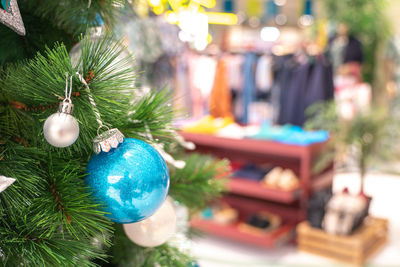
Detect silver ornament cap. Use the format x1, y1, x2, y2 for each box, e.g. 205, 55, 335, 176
59, 100, 74, 114
93, 128, 124, 154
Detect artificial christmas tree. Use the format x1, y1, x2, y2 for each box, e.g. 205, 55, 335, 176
0, 1, 228, 266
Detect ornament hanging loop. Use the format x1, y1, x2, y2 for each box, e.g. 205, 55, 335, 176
64, 73, 73, 102
59, 73, 74, 114
97, 124, 110, 136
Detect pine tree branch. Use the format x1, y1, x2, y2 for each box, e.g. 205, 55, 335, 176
0, 154, 111, 266
0, 144, 113, 266
0, 0, 127, 64
2, 34, 177, 158
169, 153, 229, 211
0, 17, 229, 266
0, 142, 45, 208
24, 0, 126, 35
122, 87, 176, 143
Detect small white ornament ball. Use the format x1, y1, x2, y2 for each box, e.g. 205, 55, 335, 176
123, 197, 177, 247
43, 112, 79, 148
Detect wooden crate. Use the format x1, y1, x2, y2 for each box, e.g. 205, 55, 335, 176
297, 217, 388, 266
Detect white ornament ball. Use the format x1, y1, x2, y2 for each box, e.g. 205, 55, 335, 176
123, 198, 177, 247
43, 112, 79, 148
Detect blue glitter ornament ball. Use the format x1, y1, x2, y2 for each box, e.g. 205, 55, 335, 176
85, 138, 170, 223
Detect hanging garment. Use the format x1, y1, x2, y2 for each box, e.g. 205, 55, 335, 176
174, 50, 192, 116
280, 61, 311, 126
274, 55, 334, 126
241, 53, 258, 124
275, 55, 297, 125
225, 54, 244, 121
188, 54, 217, 117
271, 54, 294, 124
256, 55, 273, 93
225, 54, 244, 90
209, 58, 233, 118
304, 57, 334, 114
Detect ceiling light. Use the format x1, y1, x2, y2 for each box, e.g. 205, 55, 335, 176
260, 27, 280, 42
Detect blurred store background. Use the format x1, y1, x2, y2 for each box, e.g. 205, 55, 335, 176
118, 0, 400, 266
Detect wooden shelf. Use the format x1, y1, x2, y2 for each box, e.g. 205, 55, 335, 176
228, 176, 301, 204
191, 218, 296, 249
180, 132, 328, 159
222, 194, 302, 222
224, 166, 333, 204
181, 131, 333, 248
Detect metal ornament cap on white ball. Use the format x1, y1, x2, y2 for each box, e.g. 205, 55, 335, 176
43, 74, 80, 148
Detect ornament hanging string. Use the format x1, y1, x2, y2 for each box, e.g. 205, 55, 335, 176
75, 72, 107, 134
11, 73, 80, 112
64, 73, 73, 102
76, 71, 187, 165
169, 129, 195, 150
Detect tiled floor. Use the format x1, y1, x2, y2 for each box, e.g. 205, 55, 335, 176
190, 172, 400, 267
